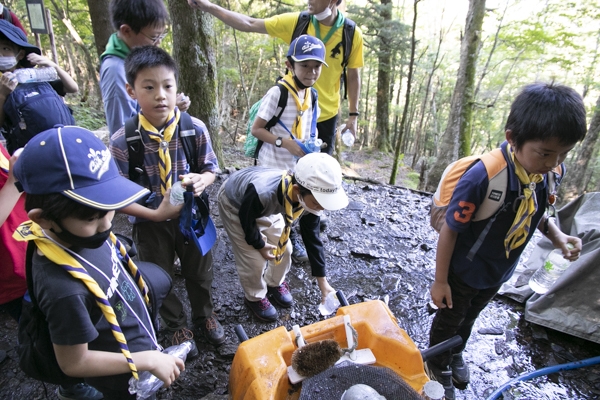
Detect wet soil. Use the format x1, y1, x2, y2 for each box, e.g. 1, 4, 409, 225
1, 146, 600, 400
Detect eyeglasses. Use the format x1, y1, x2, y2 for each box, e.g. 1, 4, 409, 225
140, 30, 168, 44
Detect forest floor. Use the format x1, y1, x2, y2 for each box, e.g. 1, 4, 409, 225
1, 142, 600, 400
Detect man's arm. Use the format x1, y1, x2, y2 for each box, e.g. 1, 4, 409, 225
342, 68, 361, 136
187, 0, 268, 33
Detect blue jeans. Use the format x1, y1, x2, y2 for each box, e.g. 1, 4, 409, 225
428, 268, 501, 368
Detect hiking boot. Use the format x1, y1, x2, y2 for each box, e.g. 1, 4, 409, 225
56, 383, 103, 400
424, 361, 455, 400
450, 353, 470, 387
290, 232, 308, 262
198, 314, 225, 346
245, 298, 278, 322
267, 282, 294, 308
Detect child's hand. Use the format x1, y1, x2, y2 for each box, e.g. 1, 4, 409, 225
559, 236, 582, 262
140, 351, 185, 388
0, 71, 18, 96
26, 53, 57, 69
259, 243, 276, 260
179, 173, 208, 197
176, 93, 191, 112
153, 188, 183, 221
430, 280, 453, 309
7, 148, 23, 185
317, 277, 335, 303
281, 138, 307, 157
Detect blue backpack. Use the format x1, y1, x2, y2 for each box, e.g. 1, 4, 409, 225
3, 81, 75, 153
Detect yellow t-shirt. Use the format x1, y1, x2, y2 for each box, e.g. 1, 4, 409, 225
265, 12, 364, 121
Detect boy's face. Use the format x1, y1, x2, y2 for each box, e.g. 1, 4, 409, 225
508, 132, 575, 175
289, 60, 323, 88
120, 23, 167, 49
127, 66, 177, 128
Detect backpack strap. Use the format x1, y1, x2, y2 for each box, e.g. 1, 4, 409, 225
253, 84, 289, 159
25, 241, 37, 306
340, 17, 356, 100
2, 8, 12, 24
124, 115, 145, 182
178, 112, 198, 173
292, 11, 311, 40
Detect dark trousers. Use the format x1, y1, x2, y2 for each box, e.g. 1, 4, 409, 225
133, 219, 214, 330
428, 269, 501, 368
0, 297, 23, 322
317, 115, 338, 155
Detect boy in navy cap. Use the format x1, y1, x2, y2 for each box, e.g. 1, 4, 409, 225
12, 126, 184, 399
251, 34, 327, 263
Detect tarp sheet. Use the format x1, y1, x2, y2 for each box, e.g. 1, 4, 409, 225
498, 192, 600, 344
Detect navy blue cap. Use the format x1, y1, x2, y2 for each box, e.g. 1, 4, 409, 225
13, 126, 149, 210
287, 35, 328, 67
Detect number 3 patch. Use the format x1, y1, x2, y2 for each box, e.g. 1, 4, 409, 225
454, 201, 476, 223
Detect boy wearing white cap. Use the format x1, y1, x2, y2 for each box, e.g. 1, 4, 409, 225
217, 153, 348, 322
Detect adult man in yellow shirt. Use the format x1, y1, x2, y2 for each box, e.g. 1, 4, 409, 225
187, 0, 364, 155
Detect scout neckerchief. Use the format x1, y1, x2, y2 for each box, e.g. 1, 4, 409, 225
273, 173, 304, 264
280, 74, 311, 140
310, 11, 345, 46
139, 107, 180, 195
504, 144, 544, 257
13, 221, 150, 380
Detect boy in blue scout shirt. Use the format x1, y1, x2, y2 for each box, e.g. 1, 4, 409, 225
109, 45, 224, 346
426, 82, 586, 400
12, 126, 184, 399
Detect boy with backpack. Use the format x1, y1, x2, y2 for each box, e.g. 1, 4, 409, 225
11, 126, 184, 399
100, 0, 190, 137
109, 45, 225, 346
0, 19, 78, 154
217, 153, 348, 322
249, 34, 326, 262
425, 82, 586, 400
187, 0, 364, 156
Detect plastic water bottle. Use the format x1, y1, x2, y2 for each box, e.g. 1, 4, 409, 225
318, 291, 340, 316
529, 248, 572, 294
339, 124, 355, 147
169, 180, 191, 206
14, 67, 58, 83
128, 341, 196, 399
304, 136, 323, 153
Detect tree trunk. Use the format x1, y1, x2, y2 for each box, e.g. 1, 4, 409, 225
389, 0, 419, 185
374, 0, 393, 152
425, 0, 486, 192
561, 95, 600, 202
168, 0, 223, 168
86, 0, 112, 58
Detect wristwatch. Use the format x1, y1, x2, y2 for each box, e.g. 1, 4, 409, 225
275, 137, 283, 148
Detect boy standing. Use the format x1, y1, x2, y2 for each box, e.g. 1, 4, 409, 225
426, 82, 586, 400
251, 34, 326, 262
217, 153, 348, 321
12, 126, 184, 399
100, 0, 190, 136
110, 46, 224, 345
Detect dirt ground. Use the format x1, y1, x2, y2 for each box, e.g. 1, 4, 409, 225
1, 143, 600, 400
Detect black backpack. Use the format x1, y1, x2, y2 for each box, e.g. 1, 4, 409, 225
3, 82, 75, 154
291, 11, 356, 99
17, 240, 172, 385
1, 7, 13, 24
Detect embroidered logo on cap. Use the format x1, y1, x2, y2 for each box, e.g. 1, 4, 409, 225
302, 42, 323, 53
88, 148, 111, 180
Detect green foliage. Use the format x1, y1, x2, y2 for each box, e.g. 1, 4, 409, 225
70, 103, 107, 131
405, 171, 420, 190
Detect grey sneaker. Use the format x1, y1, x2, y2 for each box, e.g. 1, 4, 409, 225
424, 361, 455, 400
290, 234, 308, 262
450, 353, 470, 386
56, 383, 103, 400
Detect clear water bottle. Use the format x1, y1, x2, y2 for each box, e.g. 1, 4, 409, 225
304, 136, 323, 153
14, 67, 58, 83
169, 180, 190, 206
529, 248, 572, 294
338, 124, 355, 147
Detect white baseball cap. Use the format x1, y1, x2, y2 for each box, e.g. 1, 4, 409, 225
294, 153, 348, 210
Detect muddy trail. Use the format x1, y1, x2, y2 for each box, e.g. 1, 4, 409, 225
2, 162, 600, 400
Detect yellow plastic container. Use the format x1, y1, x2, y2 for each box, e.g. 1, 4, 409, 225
229, 300, 429, 400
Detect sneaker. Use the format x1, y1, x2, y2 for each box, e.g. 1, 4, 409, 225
56, 383, 104, 400
245, 298, 278, 322
290, 233, 309, 262
450, 353, 470, 387
267, 282, 294, 308
424, 361, 455, 400
198, 314, 226, 346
